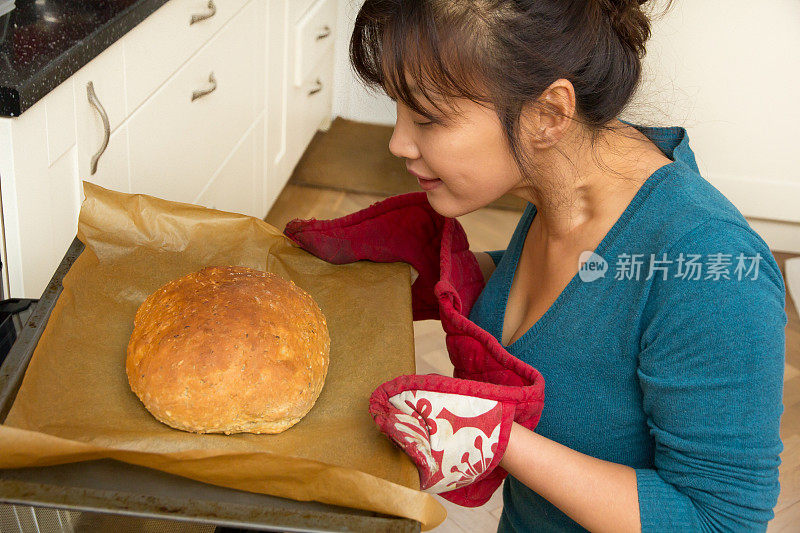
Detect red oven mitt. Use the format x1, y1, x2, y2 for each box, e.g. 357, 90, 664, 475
404, 218, 544, 506
435, 217, 537, 385
284, 193, 545, 506
283, 192, 485, 322
370, 368, 543, 505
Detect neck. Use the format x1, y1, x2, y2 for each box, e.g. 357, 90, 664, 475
510, 119, 662, 243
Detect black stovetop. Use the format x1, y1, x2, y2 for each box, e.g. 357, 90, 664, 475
0, 0, 168, 117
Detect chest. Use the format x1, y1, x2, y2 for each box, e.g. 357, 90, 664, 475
492, 236, 653, 464
500, 234, 581, 347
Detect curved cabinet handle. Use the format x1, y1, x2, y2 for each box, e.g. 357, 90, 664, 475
191, 72, 217, 101
190, 0, 217, 25
308, 78, 323, 96
86, 81, 110, 176
316, 25, 331, 40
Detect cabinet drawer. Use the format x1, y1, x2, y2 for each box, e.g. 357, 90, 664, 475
73, 39, 128, 181
293, 0, 336, 87
289, 0, 318, 23
196, 124, 258, 217
286, 48, 334, 179
127, 1, 258, 205
124, 0, 250, 115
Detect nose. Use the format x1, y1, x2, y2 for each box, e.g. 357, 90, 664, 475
388, 106, 421, 161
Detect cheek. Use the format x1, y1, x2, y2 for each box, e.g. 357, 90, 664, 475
423, 136, 518, 193
423, 165, 518, 218
420, 133, 482, 178
416, 113, 522, 214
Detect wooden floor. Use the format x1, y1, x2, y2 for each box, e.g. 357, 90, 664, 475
265, 184, 800, 532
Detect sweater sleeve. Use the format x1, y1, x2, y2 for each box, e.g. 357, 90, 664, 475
486, 249, 506, 267
635, 218, 786, 532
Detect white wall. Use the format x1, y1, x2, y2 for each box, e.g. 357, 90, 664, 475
627, 0, 800, 253
332, 0, 800, 252
332, 0, 396, 124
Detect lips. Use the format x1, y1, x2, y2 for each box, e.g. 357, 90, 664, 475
407, 167, 442, 191
407, 168, 435, 181
417, 177, 442, 190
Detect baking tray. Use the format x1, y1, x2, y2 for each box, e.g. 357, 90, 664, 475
0, 237, 421, 533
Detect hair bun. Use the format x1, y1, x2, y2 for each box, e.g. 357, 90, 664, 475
599, 0, 652, 58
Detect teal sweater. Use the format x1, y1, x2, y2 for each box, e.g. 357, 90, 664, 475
472, 122, 787, 532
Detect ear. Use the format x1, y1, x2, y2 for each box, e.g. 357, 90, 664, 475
523, 78, 576, 149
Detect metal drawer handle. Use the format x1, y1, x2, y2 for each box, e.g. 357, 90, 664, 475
191, 72, 217, 101
308, 78, 323, 96
190, 0, 217, 25
86, 81, 110, 176
316, 25, 331, 40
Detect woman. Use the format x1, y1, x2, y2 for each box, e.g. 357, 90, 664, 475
284, 1, 787, 531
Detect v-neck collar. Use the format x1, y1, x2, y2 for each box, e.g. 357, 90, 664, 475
494, 122, 689, 351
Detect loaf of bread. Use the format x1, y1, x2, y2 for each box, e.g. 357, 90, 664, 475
126, 266, 330, 434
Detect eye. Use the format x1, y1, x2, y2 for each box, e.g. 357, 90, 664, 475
414, 120, 434, 127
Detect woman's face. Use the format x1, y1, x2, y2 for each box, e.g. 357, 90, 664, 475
388, 91, 527, 218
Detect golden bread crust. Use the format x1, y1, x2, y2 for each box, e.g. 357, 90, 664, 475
126, 266, 330, 434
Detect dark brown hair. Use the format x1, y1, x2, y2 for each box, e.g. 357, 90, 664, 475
350, 0, 674, 187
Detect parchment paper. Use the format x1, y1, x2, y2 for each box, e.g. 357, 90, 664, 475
0, 181, 446, 530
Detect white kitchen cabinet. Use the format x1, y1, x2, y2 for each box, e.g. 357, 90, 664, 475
279, 0, 337, 192
72, 41, 132, 196
293, 0, 337, 87
287, 47, 336, 176
197, 118, 261, 217
79, 126, 133, 196
289, 0, 319, 23
265, 0, 290, 210
127, 1, 258, 205
0, 92, 81, 299
0, 0, 338, 299
123, 0, 250, 116
73, 39, 129, 186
